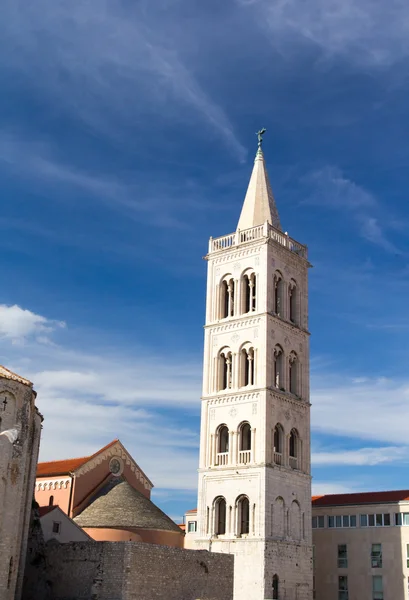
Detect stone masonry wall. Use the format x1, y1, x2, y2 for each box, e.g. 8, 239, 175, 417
44, 541, 234, 600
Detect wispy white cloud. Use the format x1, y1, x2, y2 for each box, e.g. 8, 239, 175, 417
0, 304, 65, 344
311, 481, 361, 496
238, 0, 409, 67
0, 303, 201, 491
312, 446, 409, 467
304, 166, 402, 253
312, 372, 409, 444
0, 0, 245, 161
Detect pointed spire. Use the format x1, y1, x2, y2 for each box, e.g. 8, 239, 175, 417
237, 130, 282, 232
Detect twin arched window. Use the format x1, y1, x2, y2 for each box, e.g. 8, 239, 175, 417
219, 271, 257, 319
213, 495, 250, 536
274, 271, 299, 325
215, 422, 252, 466
218, 346, 256, 391
273, 346, 300, 396
273, 425, 301, 470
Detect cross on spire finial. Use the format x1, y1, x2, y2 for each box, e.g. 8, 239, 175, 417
256, 128, 266, 148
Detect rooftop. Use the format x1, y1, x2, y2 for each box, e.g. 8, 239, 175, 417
312, 490, 409, 507
0, 365, 33, 387
75, 480, 182, 533
37, 439, 119, 477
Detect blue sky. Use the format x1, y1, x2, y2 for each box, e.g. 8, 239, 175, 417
1, 0, 409, 522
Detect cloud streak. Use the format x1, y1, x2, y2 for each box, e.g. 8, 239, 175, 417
0, 0, 245, 161
304, 166, 402, 253
239, 0, 409, 67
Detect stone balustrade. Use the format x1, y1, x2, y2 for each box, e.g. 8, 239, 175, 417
209, 223, 308, 259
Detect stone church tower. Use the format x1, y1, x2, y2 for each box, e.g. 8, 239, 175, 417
195, 136, 313, 600
0, 366, 42, 600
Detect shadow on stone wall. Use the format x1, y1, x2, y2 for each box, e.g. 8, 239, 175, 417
21, 499, 52, 600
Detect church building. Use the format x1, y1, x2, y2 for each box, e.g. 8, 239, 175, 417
190, 132, 313, 600
0, 366, 42, 600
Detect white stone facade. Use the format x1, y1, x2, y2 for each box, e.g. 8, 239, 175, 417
0, 367, 42, 600
194, 148, 313, 600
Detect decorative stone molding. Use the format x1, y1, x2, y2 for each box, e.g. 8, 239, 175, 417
208, 317, 262, 333
74, 442, 153, 492
268, 313, 309, 337
211, 249, 260, 264
36, 478, 71, 491
207, 391, 260, 406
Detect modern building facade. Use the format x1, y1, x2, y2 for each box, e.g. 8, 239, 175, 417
312, 490, 409, 600
0, 365, 42, 600
193, 134, 313, 600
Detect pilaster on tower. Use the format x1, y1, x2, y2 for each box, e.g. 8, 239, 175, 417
196, 132, 313, 600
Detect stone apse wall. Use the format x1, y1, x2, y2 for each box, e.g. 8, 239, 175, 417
43, 541, 234, 600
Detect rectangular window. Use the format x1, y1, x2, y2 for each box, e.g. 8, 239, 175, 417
342, 516, 349, 528
369, 514, 375, 527
187, 521, 197, 533
328, 516, 335, 528
360, 514, 368, 527
312, 516, 317, 528
52, 521, 61, 534
350, 515, 357, 528
407, 544, 409, 568
395, 513, 402, 526
372, 575, 383, 600
376, 514, 383, 526
318, 515, 325, 528
383, 513, 390, 526
403, 513, 409, 526
371, 544, 382, 568
338, 575, 348, 600
338, 544, 348, 568
336, 515, 342, 528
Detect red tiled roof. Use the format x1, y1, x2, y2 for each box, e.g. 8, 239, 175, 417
37, 439, 119, 477
312, 490, 409, 507
185, 508, 197, 514
38, 506, 57, 517
178, 523, 186, 531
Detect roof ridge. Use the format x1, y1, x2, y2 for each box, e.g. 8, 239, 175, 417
38, 439, 120, 468
0, 364, 33, 386
314, 488, 409, 497
38, 455, 91, 466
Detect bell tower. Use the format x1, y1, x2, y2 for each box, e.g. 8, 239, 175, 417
195, 133, 313, 600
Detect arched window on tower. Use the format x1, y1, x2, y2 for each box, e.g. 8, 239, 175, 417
218, 349, 233, 391
289, 428, 300, 470
274, 271, 284, 317
239, 422, 251, 464
215, 497, 227, 535
289, 279, 298, 324
274, 345, 284, 390
273, 424, 283, 465
272, 575, 279, 600
243, 272, 256, 314
49, 495, 54, 507
289, 351, 299, 396
216, 425, 229, 466
220, 277, 235, 319
237, 496, 250, 535
240, 346, 255, 387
